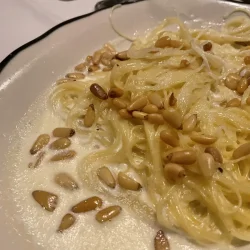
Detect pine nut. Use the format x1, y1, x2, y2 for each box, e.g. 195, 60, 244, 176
50, 150, 76, 161
84, 104, 95, 127
118, 172, 142, 191
101, 52, 114, 66
71, 196, 103, 213
86, 55, 93, 64
154, 230, 170, 250
162, 110, 182, 129
88, 65, 100, 72
66, 73, 85, 79
108, 87, 124, 98
179, 59, 190, 68
132, 111, 148, 120
111, 59, 120, 67
190, 134, 217, 145
74, 62, 87, 72
119, 109, 132, 119
32, 190, 58, 212
203, 42, 212, 51
148, 93, 163, 109
97, 167, 116, 189
226, 98, 241, 107
155, 36, 171, 48
53, 128, 75, 138
92, 50, 102, 65
237, 78, 248, 95
57, 213, 76, 233
56, 78, 72, 85
30, 134, 50, 155
204, 147, 223, 163
240, 66, 250, 78
197, 153, 216, 177
28, 151, 45, 169
104, 43, 116, 53
169, 92, 177, 106
166, 150, 196, 164
246, 96, 250, 105
115, 51, 129, 60
90, 83, 108, 100
142, 104, 158, 114
148, 114, 164, 125
160, 130, 179, 147
113, 98, 128, 109
95, 206, 122, 223
182, 114, 197, 133
244, 56, 250, 65
170, 39, 182, 48
127, 96, 148, 111
225, 73, 240, 90
232, 142, 250, 159
54, 172, 79, 191
50, 138, 71, 150
102, 67, 112, 72
164, 163, 186, 182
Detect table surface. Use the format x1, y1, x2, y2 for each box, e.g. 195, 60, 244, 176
1, 0, 99, 62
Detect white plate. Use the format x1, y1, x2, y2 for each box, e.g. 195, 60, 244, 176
0, 0, 250, 249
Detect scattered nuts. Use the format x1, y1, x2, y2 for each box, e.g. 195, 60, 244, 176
118, 172, 142, 191
97, 167, 116, 189
66, 73, 85, 79
57, 213, 76, 233
166, 150, 196, 164
95, 205, 122, 223
71, 196, 103, 213
32, 190, 58, 212
90, 83, 108, 100
53, 128, 75, 138
50, 150, 76, 161
54, 172, 79, 191
108, 88, 124, 98
84, 104, 95, 127
50, 138, 71, 150
30, 134, 50, 155
204, 147, 223, 164
154, 230, 170, 250
160, 130, 179, 147
232, 142, 250, 159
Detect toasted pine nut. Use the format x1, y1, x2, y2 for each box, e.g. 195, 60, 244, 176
66, 73, 85, 79
203, 42, 212, 51
102, 67, 112, 72
225, 73, 240, 90
71, 196, 103, 213
28, 151, 45, 169
53, 128, 75, 138
166, 150, 196, 164
155, 36, 171, 48
182, 114, 197, 133
127, 96, 148, 111
50, 138, 71, 150
57, 213, 76, 233
113, 98, 128, 109
232, 142, 250, 159
204, 147, 223, 163
164, 163, 186, 182
179, 59, 190, 68
148, 114, 164, 125
86, 55, 93, 63
170, 39, 182, 48
97, 167, 116, 189
92, 50, 102, 65
84, 104, 95, 127
95, 206, 122, 223
54, 172, 79, 191
162, 110, 182, 129
160, 130, 179, 147
240, 66, 250, 78
111, 59, 120, 67
190, 134, 217, 145
197, 153, 216, 177
30, 134, 50, 155
154, 230, 170, 250
108, 87, 124, 98
115, 51, 129, 60
244, 56, 250, 65
74, 62, 87, 72
32, 190, 58, 212
132, 111, 148, 120
169, 92, 177, 106
119, 109, 132, 119
56, 78, 72, 85
104, 43, 116, 53
142, 104, 158, 114
101, 52, 114, 66
90, 83, 108, 100
226, 98, 241, 107
118, 172, 142, 191
246, 97, 250, 105
237, 78, 248, 95
50, 150, 76, 161
148, 93, 163, 109
101, 57, 111, 67
88, 65, 100, 72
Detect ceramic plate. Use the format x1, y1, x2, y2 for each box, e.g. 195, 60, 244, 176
0, 0, 249, 249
